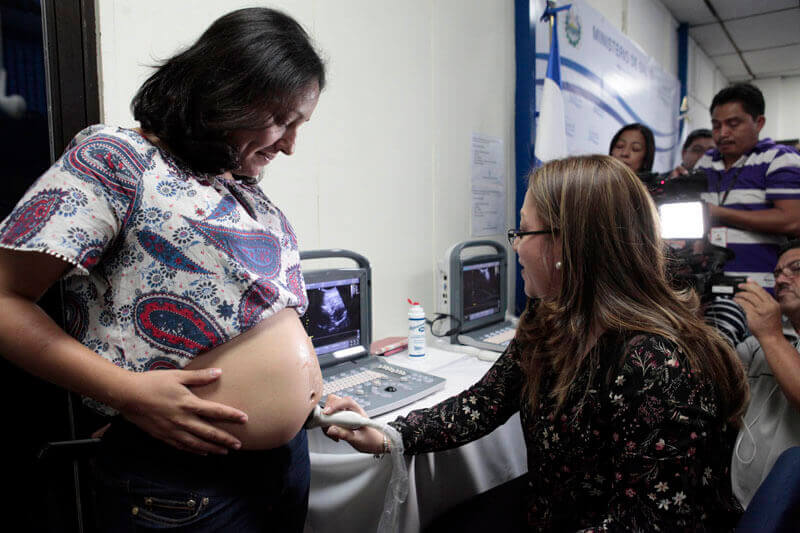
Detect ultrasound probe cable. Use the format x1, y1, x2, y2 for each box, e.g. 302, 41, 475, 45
305, 405, 408, 533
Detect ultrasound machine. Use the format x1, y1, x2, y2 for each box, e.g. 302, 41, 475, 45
300, 249, 445, 417
436, 240, 518, 353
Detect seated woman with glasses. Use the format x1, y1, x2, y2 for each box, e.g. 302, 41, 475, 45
323, 155, 749, 531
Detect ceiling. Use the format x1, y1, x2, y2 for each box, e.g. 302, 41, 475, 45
660, 0, 800, 81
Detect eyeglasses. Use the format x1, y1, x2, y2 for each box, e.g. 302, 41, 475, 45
686, 144, 710, 154
773, 260, 800, 280
507, 228, 551, 246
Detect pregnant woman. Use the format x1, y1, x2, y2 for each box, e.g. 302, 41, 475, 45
0, 8, 325, 531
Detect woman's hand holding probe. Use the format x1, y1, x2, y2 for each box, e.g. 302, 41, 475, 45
118, 368, 249, 455
322, 394, 385, 455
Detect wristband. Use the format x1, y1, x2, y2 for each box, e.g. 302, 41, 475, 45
373, 434, 390, 459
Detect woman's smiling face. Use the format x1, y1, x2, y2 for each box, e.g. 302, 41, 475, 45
229, 81, 320, 177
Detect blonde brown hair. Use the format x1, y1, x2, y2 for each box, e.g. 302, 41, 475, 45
517, 155, 747, 424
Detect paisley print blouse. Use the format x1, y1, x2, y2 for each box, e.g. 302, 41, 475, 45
0, 125, 306, 411
390, 332, 742, 531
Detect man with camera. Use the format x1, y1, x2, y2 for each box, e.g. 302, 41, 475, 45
731, 239, 800, 508
668, 128, 715, 178
696, 83, 800, 291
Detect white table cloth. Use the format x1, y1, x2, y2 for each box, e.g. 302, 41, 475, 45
305, 346, 527, 533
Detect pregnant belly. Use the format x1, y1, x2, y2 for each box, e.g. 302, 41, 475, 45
185, 307, 322, 450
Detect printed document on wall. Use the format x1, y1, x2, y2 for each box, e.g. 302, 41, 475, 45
471, 133, 506, 237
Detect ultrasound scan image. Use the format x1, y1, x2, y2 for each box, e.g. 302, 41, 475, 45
305, 283, 360, 340
464, 265, 500, 311
319, 287, 348, 333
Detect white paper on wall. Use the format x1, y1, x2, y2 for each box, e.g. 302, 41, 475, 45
471, 133, 506, 237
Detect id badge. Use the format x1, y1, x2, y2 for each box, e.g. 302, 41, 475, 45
710, 227, 727, 248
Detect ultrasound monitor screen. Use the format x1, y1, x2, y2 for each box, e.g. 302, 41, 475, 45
462, 260, 501, 322
302, 277, 362, 355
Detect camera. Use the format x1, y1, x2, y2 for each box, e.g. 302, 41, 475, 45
666, 240, 745, 303
709, 274, 747, 299
639, 169, 743, 303
639, 169, 708, 203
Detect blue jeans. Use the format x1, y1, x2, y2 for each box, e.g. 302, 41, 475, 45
90, 418, 310, 532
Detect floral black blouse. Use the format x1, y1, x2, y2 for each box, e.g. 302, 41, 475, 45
390, 332, 742, 531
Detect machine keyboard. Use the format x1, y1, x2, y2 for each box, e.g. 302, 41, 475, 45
320, 360, 446, 417
480, 327, 515, 345
323, 369, 386, 396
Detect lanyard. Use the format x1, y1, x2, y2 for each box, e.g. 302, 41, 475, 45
716, 165, 745, 206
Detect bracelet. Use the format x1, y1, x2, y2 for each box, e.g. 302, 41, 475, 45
373, 434, 390, 459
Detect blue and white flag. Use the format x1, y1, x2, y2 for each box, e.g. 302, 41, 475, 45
534, 3, 570, 166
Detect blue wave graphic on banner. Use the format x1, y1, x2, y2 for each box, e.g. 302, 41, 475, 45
535, 52, 678, 142
534, 79, 677, 153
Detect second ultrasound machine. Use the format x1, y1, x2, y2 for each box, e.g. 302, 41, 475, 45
300, 249, 445, 417
437, 240, 518, 353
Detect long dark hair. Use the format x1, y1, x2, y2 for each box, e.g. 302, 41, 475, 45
516, 155, 748, 425
132, 8, 325, 175
608, 123, 655, 172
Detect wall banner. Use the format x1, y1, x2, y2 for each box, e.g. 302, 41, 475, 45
535, 0, 680, 172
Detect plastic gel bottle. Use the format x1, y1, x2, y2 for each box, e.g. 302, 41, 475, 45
407, 299, 426, 357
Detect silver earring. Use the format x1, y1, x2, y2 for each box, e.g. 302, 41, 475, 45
555, 261, 562, 270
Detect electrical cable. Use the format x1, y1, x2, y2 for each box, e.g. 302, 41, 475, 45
426, 313, 461, 337
305, 406, 408, 533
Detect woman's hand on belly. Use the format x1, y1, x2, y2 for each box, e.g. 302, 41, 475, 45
186, 308, 324, 450
118, 367, 249, 455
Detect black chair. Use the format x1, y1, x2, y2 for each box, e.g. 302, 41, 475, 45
736, 446, 800, 532
35, 392, 105, 533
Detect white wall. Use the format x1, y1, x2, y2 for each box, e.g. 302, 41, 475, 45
684, 39, 730, 134
627, 0, 678, 76
96, 0, 515, 339
585, 0, 624, 30
752, 76, 800, 142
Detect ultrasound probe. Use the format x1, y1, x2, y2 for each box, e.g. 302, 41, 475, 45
304, 404, 374, 430
304, 405, 408, 533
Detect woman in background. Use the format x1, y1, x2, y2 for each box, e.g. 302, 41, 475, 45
609, 122, 656, 174
0, 8, 324, 531
325, 155, 748, 531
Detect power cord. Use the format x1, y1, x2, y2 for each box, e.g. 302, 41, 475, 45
426, 313, 461, 337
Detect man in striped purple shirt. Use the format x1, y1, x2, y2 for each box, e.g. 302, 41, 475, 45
696, 83, 800, 291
